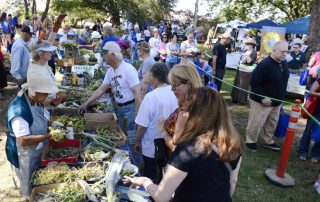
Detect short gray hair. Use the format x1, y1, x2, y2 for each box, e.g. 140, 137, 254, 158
106, 52, 123, 61
272, 40, 288, 51
103, 25, 113, 35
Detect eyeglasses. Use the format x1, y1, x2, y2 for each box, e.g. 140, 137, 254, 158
171, 83, 183, 91
293, 47, 299, 49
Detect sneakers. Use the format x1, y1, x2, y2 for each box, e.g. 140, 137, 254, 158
246, 143, 257, 152
261, 143, 281, 151
314, 181, 320, 195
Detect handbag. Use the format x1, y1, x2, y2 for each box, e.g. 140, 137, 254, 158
154, 138, 168, 164
311, 117, 320, 142
274, 106, 290, 138
301, 96, 319, 119
299, 68, 309, 86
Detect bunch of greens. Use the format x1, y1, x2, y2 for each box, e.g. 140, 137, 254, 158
33, 183, 85, 202
62, 42, 79, 49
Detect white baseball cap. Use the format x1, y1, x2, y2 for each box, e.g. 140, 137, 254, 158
102, 41, 121, 54
91, 31, 101, 39
18, 72, 59, 97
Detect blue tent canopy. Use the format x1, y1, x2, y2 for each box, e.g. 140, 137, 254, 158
280, 15, 310, 34
217, 20, 247, 28
243, 19, 279, 29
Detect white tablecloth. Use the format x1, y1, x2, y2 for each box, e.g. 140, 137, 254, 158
287, 74, 306, 95
226, 52, 241, 69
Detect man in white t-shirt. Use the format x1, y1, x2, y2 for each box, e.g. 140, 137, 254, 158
78, 42, 142, 155
135, 62, 178, 182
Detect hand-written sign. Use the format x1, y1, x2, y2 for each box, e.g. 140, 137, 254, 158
71, 64, 99, 76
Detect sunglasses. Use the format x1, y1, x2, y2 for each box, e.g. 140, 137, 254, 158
171, 83, 183, 91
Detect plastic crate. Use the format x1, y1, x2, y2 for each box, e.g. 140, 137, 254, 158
41, 139, 80, 165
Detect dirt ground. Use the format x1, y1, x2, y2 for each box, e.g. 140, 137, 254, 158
0, 80, 23, 202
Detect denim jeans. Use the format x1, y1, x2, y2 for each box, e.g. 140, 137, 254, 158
117, 102, 135, 143
298, 115, 320, 159
117, 102, 143, 167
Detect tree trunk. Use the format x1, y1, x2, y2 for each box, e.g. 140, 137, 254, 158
24, 0, 29, 18
194, 0, 199, 28
305, 0, 320, 58
32, 0, 37, 15
41, 0, 51, 22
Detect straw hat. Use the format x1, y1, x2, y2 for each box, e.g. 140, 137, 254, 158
245, 38, 257, 45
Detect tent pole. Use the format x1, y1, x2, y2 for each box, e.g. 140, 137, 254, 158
213, 26, 218, 39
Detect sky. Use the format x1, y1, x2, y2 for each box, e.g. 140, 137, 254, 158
174, 0, 210, 16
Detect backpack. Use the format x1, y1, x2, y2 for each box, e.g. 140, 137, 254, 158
5, 96, 33, 168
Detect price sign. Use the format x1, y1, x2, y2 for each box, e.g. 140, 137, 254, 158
71, 64, 99, 76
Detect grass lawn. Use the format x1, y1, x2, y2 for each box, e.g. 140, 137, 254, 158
221, 69, 319, 202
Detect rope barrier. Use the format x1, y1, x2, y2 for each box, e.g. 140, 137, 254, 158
179, 57, 320, 127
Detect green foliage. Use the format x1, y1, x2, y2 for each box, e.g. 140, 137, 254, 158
207, 0, 312, 22
51, 0, 106, 27
51, 0, 177, 26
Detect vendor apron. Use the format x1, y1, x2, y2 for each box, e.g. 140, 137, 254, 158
15, 101, 48, 199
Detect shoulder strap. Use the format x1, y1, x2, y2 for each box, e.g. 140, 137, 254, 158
211, 144, 232, 173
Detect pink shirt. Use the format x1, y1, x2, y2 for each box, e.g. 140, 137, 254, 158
309, 52, 320, 75
158, 42, 167, 60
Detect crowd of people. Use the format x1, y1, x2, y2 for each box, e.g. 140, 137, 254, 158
1, 11, 320, 201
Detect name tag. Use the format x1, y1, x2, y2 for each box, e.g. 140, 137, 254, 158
44, 108, 50, 121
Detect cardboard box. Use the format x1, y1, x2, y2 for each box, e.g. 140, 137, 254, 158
56, 58, 74, 67
84, 112, 118, 130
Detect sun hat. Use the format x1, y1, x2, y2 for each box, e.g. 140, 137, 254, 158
245, 38, 257, 45
18, 72, 59, 97
102, 41, 121, 54
91, 31, 102, 39
30, 40, 57, 53
35, 44, 57, 52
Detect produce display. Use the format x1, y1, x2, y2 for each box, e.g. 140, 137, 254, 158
53, 115, 86, 131
49, 127, 66, 142
31, 54, 144, 201
33, 162, 105, 185
47, 147, 79, 159
33, 183, 85, 202
120, 169, 135, 177
61, 42, 79, 49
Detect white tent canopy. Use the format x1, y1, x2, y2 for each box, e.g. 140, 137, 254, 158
217, 20, 247, 28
